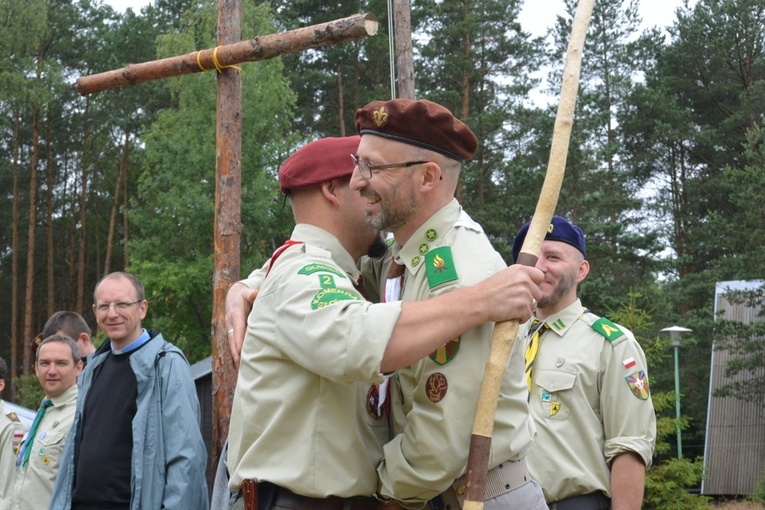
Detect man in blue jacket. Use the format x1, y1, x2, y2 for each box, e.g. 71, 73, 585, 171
49, 271, 208, 510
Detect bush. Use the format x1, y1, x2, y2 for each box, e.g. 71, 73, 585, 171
12, 374, 45, 409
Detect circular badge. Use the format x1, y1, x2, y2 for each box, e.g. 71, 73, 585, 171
418, 243, 429, 255
411, 256, 421, 267
426, 373, 448, 403
425, 229, 438, 241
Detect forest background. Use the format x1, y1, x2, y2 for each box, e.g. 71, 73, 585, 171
1, 0, 763, 504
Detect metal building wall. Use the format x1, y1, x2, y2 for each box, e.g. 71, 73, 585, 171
702, 280, 765, 496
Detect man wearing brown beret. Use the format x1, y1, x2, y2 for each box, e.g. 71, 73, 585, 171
225, 136, 543, 510
352, 98, 548, 509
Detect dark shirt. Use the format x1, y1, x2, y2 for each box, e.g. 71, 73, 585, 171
72, 350, 138, 509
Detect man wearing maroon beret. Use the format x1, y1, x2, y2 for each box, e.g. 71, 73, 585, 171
225, 136, 543, 510
351, 98, 548, 509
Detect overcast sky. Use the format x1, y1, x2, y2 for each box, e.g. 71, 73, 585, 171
518, 0, 693, 36
105, 0, 694, 35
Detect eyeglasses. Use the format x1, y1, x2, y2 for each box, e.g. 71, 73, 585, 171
93, 300, 142, 313
351, 154, 429, 179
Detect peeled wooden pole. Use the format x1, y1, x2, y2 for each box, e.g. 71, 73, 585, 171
462, 1, 596, 508
75, 13, 378, 95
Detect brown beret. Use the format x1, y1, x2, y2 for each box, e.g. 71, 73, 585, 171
355, 99, 477, 161
278, 136, 361, 194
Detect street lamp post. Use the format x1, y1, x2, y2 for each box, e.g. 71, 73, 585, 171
661, 326, 692, 458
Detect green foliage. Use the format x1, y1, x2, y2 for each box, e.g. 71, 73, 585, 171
609, 292, 710, 509
12, 374, 44, 410
643, 456, 710, 509
130, 258, 215, 363
751, 471, 765, 503
126, 0, 296, 362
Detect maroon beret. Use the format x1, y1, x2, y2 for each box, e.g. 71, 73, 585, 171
355, 99, 477, 161
278, 136, 361, 194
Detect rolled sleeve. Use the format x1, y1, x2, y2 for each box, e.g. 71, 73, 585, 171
601, 335, 657, 469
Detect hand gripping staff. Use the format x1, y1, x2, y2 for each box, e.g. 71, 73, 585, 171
462, 1, 596, 508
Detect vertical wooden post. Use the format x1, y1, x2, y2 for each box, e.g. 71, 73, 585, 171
212, 0, 242, 476
393, 0, 415, 99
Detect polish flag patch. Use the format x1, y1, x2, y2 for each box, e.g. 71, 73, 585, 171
623, 357, 637, 369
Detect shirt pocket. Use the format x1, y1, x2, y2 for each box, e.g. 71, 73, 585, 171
533, 370, 577, 421
32, 427, 68, 473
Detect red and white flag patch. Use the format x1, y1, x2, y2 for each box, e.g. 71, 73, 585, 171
623, 357, 637, 369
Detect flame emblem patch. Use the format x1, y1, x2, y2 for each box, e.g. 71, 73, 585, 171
426, 373, 448, 403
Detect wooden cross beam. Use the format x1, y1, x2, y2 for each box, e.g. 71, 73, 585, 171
77, 4, 378, 477
76, 13, 378, 95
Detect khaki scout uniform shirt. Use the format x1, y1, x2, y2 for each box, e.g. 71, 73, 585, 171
525, 299, 656, 502
378, 199, 536, 506
5, 385, 78, 510
228, 224, 403, 498
0, 401, 28, 501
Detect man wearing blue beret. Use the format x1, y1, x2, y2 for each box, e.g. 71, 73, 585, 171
513, 216, 656, 510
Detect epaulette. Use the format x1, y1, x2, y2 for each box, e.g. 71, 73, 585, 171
425, 246, 459, 289
590, 316, 625, 343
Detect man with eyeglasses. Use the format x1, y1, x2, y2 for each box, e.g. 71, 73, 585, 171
49, 272, 208, 510
223, 135, 542, 510
351, 98, 548, 509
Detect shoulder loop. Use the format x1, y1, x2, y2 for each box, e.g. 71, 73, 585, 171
266, 240, 304, 278
425, 246, 459, 289
590, 317, 625, 343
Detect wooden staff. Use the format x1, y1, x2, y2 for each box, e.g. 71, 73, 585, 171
462, 1, 596, 508
75, 13, 378, 95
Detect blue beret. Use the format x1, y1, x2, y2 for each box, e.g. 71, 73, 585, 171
512, 215, 586, 263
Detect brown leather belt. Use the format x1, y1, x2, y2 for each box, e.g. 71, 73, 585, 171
241, 480, 378, 510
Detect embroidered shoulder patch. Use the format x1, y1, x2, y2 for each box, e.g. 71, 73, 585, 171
298, 264, 347, 278
429, 338, 461, 365
625, 370, 650, 400
12, 430, 24, 455
311, 288, 362, 309
591, 317, 624, 342
425, 246, 458, 289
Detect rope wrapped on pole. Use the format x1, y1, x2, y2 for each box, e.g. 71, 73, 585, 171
462, 1, 596, 508
75, 13, 378, 96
